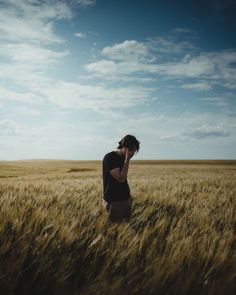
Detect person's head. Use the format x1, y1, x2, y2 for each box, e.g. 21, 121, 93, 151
116, 134, 140, 156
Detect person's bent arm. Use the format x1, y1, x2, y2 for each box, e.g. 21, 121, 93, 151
119, 158, 130, 182
110, 149, 134, 182
110, 158, 130, 183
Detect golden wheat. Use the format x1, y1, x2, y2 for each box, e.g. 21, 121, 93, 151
0, 160, 235, 295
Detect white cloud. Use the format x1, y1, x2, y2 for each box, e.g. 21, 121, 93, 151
0, 0, 72, 45
85, 52, 215, 79
159, 54, 215, 77
93, 109, 125, 120
145, 35, 199, 56
160, 123, 232, 141
0, 85, 45, 104
0, 119, 22, 136
62, 0, 96, 8
85, 39, 236, 89
0, 0, 72, 101
0, 63, 54, 90
0, 43, 69, 65
92, 111, 236, 158
34, 80, 154, 111
0, 0, 75, 105
85, 60, 117, 75
200, 94, 236, 115
78, 0, 96, 7
11, 106, 41, 116
183, 124, 231, 139
0, 118, 73, 139
223, 82, 236, 89
201, 96, 228, 107
160, 133, 186, 141
171, 27, 196, 34
102, 40, 151, 62
180, 82, 212, 91
74, 32, 86, 38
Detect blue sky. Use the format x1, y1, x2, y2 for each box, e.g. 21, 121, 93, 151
0, 0, 236, 160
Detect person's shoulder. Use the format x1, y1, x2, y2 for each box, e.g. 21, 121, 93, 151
103, 151, 115, 160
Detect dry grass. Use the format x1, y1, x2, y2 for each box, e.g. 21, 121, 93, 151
0, 160, 235, 295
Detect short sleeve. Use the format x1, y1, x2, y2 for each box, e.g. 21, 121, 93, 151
103, 154, 120, 172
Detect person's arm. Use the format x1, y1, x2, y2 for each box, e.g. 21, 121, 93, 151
116, 158, 129, 182
110, 149, 135, 182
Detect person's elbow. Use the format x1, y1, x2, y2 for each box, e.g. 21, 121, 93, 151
118, 176, 126, 182
117, 172, 126, 182
110, 168, 126, 182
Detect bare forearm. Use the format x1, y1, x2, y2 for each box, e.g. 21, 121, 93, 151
120, 159, 130, 181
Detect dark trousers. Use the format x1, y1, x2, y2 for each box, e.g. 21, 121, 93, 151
102, 197, 132, 223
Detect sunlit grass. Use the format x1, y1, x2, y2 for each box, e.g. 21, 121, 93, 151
0, 160, 235, 295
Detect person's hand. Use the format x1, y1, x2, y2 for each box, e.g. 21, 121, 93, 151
125, 148, 135, 160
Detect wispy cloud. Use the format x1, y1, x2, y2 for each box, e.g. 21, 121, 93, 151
0, 0, 74, 104
0, 42, 69, 65
171, 27, 196, 34
0, 0, 67, 109
102, 40, 151, 62
60, 0, 96, 8
183, 124, 231, 139
200, 93, 236, 115
223, 82, 236, 90
81, 23, 235, 101
0, 119, 22, 136
180, 82, 212, 91
160, 123, 232, 141
74, 32, 87, 38
0, 85, 45, 105
0, 118, 70, 140
84, 37, 236, 91
33, 80, 155, 111
11, 106, 41, 116
201, 96, 229, 107
145, 35, 199, 56
0, 0, 72, 44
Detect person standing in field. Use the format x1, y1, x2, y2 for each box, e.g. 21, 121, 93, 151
102, 134, 140, 223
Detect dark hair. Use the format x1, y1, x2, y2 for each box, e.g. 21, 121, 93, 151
117, 134, 140, 153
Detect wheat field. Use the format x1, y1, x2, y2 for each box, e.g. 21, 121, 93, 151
0, 159, 235, 295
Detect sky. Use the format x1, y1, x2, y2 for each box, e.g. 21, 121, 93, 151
0, 0, 236, 160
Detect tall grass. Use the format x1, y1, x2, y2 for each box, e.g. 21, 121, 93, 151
0, 160, 235, 295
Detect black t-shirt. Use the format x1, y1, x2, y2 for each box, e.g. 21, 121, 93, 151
102, 151, 131, 202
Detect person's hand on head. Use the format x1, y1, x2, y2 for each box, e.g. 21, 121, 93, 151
125, 148, 135, 160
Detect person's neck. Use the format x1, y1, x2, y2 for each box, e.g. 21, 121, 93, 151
114, 149, 124, 157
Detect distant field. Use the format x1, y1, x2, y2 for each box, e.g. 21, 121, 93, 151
0, 160, 235, 295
